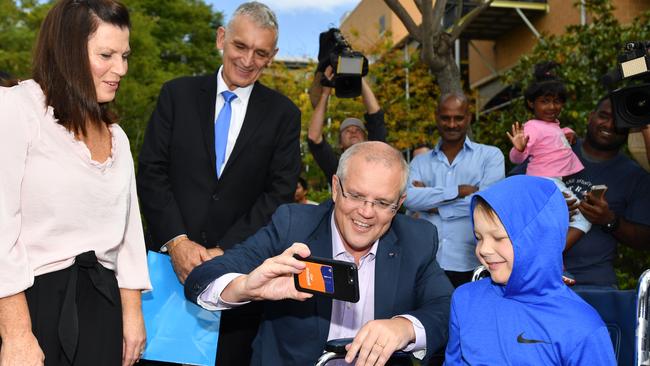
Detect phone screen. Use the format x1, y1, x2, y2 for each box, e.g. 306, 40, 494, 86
590, 184, 608, 199
297, 262, 335, 294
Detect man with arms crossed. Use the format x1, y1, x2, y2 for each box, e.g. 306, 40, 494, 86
404, 93, 505, 288
137, 2, 300, 364
185, 142, 453, 365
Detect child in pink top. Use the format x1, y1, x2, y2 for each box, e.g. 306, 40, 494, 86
508, 62, 590, 252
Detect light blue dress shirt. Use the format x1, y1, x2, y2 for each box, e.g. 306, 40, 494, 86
404, 137, 504, 272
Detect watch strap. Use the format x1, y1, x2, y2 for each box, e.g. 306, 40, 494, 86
601, 215, 620, 233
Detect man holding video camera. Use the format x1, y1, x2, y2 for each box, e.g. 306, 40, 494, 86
185, 141, 453, 366
563, 96, 650, 288
308, 68, 386, 183
307, 29, 387, 183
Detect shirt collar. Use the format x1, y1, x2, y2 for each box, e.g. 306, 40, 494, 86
217, 66, 254, 104
330, 213, 378, 260
433, 135, 475, 154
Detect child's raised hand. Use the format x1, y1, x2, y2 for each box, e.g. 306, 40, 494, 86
507, 122, 529, 152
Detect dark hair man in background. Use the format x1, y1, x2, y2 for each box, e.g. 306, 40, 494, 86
295, 177, 317, 205
404, 93, 505, 288
136, 2, 301, 365
563, 96, 650, 288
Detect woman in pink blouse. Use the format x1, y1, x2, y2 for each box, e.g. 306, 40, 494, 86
0, 1, 151, 365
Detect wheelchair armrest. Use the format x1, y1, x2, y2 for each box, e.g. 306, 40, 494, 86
316, 338, 413, 365
324, 338, 411, 357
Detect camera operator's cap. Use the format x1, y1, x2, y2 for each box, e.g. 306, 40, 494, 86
339, 118, 367, 134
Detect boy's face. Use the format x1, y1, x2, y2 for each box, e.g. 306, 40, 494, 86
473, 206, 514, 284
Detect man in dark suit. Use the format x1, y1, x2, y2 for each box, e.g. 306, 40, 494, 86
185, 142, 453, 366
137, 2, 300, 365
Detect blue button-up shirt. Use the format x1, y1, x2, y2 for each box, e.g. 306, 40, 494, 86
404, 137, 504, 271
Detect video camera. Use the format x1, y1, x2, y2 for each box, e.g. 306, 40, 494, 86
317, 28, 369, 98
603, 41, 650, 129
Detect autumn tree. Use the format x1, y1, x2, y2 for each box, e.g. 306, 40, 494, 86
0, 0, 223, 159
383, 0, 494, 94
476, 0, 650, 289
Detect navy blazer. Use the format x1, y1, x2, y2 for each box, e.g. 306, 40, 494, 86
137, 69, 301, 251
185, 201, 453, 365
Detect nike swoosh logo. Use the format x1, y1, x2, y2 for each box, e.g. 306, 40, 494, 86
517, 332, 550, 344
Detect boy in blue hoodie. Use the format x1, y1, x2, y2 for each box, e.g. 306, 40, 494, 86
444, 175, 615, 365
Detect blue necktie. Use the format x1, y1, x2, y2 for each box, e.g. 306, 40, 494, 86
215, 91, 237, 178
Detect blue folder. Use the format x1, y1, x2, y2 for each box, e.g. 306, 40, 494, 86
142, 251, 220, 366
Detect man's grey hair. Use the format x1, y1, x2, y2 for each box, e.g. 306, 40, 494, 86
336, 141, 410, 195
436, 91, 469, 114
228, 2, 279, 44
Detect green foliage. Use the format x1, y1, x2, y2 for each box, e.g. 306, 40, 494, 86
0, 0, 48, 78
264, 38, 440, 193
370, 43, 439, 152
475, 0, 650, 289
0, 0, 223, 161
117, 0, 222, 160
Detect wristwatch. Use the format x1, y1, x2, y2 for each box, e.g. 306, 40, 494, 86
601, 215, 620, 233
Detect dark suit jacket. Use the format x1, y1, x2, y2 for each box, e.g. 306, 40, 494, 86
137, 70, 301, 250
185, 201, 453, 365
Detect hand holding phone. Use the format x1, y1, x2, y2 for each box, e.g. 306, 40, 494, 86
590, 185, 608, 200
293, 255, 359, 303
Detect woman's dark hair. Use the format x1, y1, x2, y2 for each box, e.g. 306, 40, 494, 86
524, 61, 567, 112
0, 71, 19, 87
32, 0, 130, 136
297, 177, 308, 190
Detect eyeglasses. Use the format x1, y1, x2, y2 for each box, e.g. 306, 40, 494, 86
337, 178, 399, 213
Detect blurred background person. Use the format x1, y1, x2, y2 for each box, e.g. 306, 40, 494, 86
411, 143, 432, 160
0, 1, 151, 366
307, 66, 386, 183
294, 177, 318, 205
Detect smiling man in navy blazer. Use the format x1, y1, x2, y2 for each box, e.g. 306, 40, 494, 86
185, 142, 453, 366
137, 2, 300, 365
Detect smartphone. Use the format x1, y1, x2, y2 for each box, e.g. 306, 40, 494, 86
590, 184, 608, 200
293, 255, 360, 303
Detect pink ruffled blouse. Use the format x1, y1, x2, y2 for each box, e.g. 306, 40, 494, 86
0, 80, 151, 297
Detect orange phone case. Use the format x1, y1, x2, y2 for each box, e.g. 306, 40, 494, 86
293, 255, 359, 302
297, 262, 333, 294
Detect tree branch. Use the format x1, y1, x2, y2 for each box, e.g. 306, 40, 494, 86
384, 0, 421, 41
414, 0, 424, 15
430, 0, 447, 35
420, 0, 435, 64
448, 0, 495, 41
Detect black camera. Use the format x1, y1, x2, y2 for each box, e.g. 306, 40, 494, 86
603, 41, 650, 129
317, 28, 369, 98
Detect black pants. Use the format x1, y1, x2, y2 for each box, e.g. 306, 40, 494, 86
24, 251, 122, 366
214, 303, 262, 366
444, 270, 474, 288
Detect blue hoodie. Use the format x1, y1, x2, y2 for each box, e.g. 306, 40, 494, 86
444, 175, 616, 365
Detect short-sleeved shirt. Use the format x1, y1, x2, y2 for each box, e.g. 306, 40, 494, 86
564, 140, 650, 286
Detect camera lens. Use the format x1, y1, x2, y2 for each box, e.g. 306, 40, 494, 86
625, 89, 650, 117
